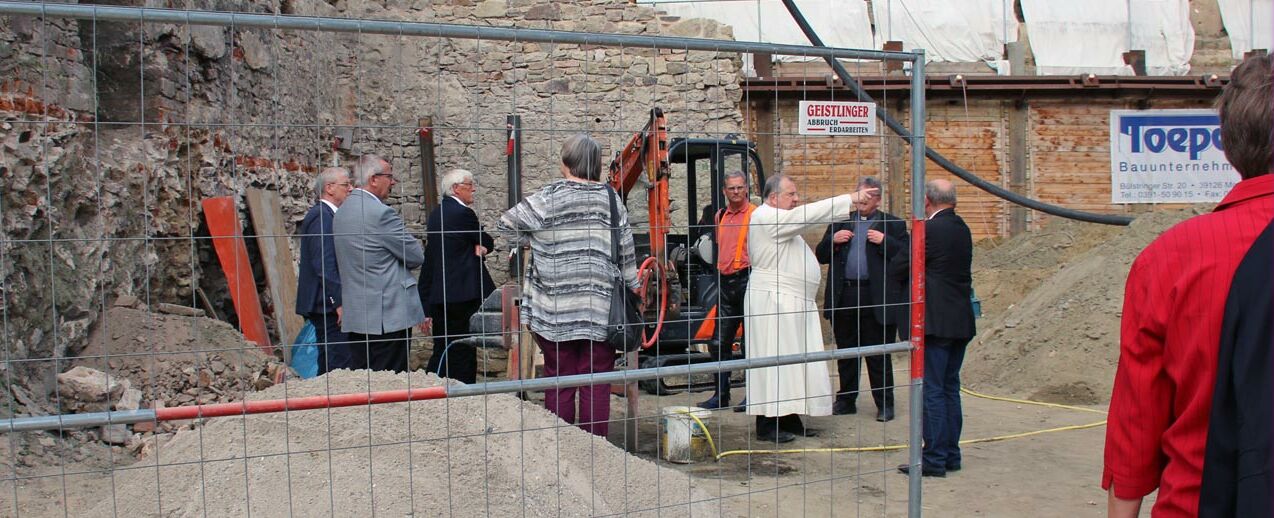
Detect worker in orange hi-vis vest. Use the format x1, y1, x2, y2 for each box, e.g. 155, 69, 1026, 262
697, 170, 756, 411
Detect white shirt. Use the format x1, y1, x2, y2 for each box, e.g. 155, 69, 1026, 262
928, 207, 949, 220
449, 195, 469, 208
321, 199, 339, 213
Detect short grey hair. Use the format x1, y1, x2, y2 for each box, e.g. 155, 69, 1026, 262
723, 170, 748, 184
315, 167, 350, 200
856, 176, 882, 191
440, 168, 474, 197
925, 180, 958, 206
560, 133, 603, 182
353, 154, 390, 187
762, 174, 791, 200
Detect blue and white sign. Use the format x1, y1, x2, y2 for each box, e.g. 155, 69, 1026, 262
1109, 109, 1240, 204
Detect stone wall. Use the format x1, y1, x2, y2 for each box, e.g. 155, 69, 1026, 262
0, 0, 746, 392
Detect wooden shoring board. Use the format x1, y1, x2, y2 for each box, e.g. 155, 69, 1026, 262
244, 188, 304, 364
201, 196, 272, 353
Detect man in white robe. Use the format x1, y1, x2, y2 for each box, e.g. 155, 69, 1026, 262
744, 175, 877, 442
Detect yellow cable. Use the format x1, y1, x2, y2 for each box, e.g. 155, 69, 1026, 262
673, 408, 721, 459
959, 386, 1108, 415
712, 387, 1109, 460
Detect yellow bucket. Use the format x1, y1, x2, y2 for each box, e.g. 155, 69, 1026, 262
660, 406, 712, 464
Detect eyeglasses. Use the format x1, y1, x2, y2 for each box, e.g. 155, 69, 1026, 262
458, 181, 476, 189
373, 173, 397, 182
724, 186, 747, 192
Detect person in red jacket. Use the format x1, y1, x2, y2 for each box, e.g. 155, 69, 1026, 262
1104, 53, 1274, 517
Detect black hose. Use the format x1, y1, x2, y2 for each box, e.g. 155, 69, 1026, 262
779, 0, 1134, 226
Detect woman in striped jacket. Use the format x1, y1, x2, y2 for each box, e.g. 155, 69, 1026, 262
497, 133, 641, 437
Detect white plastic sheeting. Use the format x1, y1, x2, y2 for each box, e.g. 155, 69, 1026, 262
1020, 0, 1194, 76
872, 0, 1019, 68
1218, 0, 1273, 59
635, 0, 876, 72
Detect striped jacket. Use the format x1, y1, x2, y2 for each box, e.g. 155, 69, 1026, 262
497, 179, 641, 343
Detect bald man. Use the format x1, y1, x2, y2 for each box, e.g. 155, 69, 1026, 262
899, 178, 975, 478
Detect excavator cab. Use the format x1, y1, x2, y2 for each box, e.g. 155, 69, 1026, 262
632, 136, 765, 394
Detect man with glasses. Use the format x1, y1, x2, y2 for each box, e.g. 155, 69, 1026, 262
816, 176, 908, 422
698, 171, 755, 410
333, 154, 425, 372
744, 175, 877, 443
296, 166, 354, 373
418, 168, 495, 384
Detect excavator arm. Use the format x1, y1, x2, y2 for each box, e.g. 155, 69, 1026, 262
608, 107, 671, 260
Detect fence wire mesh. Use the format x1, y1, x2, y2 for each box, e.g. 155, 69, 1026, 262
0, 2, 928, 516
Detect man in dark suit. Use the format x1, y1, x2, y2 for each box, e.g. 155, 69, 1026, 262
899, 178, 976, 478
816, 176, 908, 422
296, 167, 354, 374
418, 169, 496, 384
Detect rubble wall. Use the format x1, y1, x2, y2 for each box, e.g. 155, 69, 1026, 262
0, 0, 745, 391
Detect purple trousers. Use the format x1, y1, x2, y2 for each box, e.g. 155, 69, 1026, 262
535, 334, 615, 437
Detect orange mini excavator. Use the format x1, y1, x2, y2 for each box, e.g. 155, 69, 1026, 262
606, 108, 768, 395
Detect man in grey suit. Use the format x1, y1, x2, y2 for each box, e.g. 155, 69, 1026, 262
334, 154, 425, 372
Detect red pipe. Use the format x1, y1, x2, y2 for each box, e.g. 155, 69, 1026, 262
909, 219, 926, 380
153, 386, 449, 421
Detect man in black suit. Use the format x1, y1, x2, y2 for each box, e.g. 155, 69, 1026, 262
418, 169, 496, 384
296, 167, 354, 374
899, 178, 976, 478
816, 176, 908, 422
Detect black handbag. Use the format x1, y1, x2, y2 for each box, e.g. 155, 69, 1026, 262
606, 187, 645, 352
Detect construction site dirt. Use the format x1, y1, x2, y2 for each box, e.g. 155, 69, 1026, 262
0, 207, 1204, 516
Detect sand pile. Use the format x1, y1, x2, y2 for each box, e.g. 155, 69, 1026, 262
964, 207, 1208, 404
92, 370, 715, 517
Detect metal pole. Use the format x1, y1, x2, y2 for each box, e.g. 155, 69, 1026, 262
505, 115, 523, 280
0, 2, 917, 62
0, 342, 911, 433
417, 117, 440, 216
907, 49, 927, 518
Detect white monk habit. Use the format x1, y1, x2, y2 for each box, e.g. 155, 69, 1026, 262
744, 194, 854, 418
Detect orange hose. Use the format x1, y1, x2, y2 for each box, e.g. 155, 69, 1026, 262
636, 256, 667, 349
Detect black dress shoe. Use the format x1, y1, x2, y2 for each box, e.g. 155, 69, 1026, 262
897, 463, 946, 477
757, 430, 797, 443
832, 399, 858, 415
947, 463, 961, 472
733, 398, 747, 413
875, 407, 895, 422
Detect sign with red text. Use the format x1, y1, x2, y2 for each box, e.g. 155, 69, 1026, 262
798, 101, 877, 136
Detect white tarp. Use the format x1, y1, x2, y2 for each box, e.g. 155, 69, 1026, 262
636, 0, 876, 71
1217, 0, 1273, 59
1020, 0, 1194, 75
872, 0, 1019, 68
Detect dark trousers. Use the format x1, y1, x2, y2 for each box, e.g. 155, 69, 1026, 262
707, 271, 748, 401
830, 281, 896, 411
922, 335, 970, 470
348, 328, 411, 373
306, 312, 352, 374
426, 299, 481, 384
756, 414, 808, 436
535, 334, 614, 437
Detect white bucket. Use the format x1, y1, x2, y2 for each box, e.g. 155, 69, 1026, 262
660, 406, 713, 464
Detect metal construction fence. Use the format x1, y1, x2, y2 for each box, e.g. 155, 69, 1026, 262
0, 2, 929, 516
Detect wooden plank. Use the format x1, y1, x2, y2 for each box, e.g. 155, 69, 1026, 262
245, 188, 304, 363
202, 196, 272, 353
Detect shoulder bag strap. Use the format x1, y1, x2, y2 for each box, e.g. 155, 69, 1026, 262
608, 187, 622, 267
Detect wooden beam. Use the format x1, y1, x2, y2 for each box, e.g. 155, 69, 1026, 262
202, 197, 272, 353
245, 188, 305, 363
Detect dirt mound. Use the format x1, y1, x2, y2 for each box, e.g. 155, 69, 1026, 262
73, 305, 286, 415
964, 207, 1209, 404
93, 370, 714, 517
